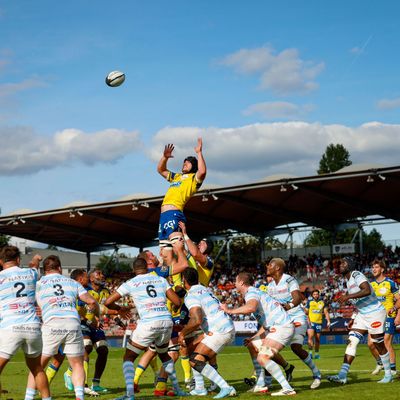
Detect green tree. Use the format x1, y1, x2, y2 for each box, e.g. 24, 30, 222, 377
0, 234, 9, 247
318, 143, 352, 174
304, 227, 385, 254
96, 254, 132, 275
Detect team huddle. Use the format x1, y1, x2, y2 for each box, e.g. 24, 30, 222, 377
0, 139, 398, 399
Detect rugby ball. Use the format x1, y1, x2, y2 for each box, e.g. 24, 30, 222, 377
105, 70, 125, 87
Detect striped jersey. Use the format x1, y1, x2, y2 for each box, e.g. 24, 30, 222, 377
244, 286, 265, 326
259, 291, 293, 329
0, 266, 40, 328
185, 284, 234, 334
346, 271, 384, 315
267, 273, 306, 323
36, 273, 87, 323
117, 273, 171, 322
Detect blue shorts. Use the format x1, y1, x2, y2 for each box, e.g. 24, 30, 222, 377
81, 323, 107, 344
310, 322, 322, 333
158, 210, 186, 240
385, 317, 395, 335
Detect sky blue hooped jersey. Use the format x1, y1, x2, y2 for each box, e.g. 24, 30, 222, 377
185, 284, 234, 334
244, 286, 266, 326
259, 291, 293, 329
0, 266, 40, 329
346, 271, 384, 315
117, 273, 171, 322
267, 273, 306, 323
36, 273, 87, 323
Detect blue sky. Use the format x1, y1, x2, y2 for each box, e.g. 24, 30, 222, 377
1, 0, 400, 244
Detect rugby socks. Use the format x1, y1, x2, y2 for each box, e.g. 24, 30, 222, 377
251, 358, 265, 387
24, 388, 36, 400
193, 369, 206, 390
162, 360, 180, 391
390, 362, 396, 372
122, 361, 135, 396
181, 356, 192, 382
338, 363, 350, 379
134, 365, 146, 385
199, 364, 229, 389
155, 377, 167, 392
302, 354, 321, 377
150, 357, 159, 373
45, 364, 59, 383
84, 359, 89, 386
66, 366, 73, 377
262, 360, 293, 391
74, 386, 84, 400
380, 352, 391, 376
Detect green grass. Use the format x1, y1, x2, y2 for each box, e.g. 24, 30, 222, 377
1, 345, 399, 399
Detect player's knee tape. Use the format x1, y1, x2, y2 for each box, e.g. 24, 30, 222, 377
84, 339, 93, 347
126, 342, 143, 354
370, 335, 384, 344
94, 340, 108, 349
345, 331, 363, 357
189, 353, 207, 372
149, 344, 157, 352
156, 345, 169, 354
168, 344, 180, 353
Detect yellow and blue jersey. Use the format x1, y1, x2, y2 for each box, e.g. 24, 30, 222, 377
162, 172, 202, 211
85, 286, 110, 322
371, 277, 399, 317
188, 254, 214, 287
306, 299, 325, 324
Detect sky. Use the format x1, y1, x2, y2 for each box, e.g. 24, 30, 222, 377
1, 0, 400, 247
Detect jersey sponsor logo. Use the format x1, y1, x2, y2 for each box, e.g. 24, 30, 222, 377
269, 327, 277, 333
371, 321, 382, 328
294, 321, 302, 327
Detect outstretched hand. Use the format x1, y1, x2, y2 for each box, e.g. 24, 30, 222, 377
194, 137, 202, 154
178, 221, 187, 235
163, 144, 174, 158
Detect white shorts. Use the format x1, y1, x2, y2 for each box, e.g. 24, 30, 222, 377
353, 308, 387, 334
290, 320, 307, 345
267, 324, 295, 347
201, 329, 235, 353
0, 324, 42, 359
251, 336, 263, 352
130, 320, 173, 349
42, 318, 84, 356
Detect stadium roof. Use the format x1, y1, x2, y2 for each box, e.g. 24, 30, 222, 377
1, 164, 399, 252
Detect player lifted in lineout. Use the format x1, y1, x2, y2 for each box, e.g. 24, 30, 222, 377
157, 138, 206, 241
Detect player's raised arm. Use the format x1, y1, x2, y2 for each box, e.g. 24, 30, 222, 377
157, 143, 174, 179
194, 137, 206, 182
28, 254, 42, 269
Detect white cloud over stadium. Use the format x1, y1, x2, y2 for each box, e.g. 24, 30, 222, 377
0, 126, 142, 175
150, 121, 400, 185
218, 45, 325, 95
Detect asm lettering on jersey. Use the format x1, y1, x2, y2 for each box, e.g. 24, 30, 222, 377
170, 181, 182, 188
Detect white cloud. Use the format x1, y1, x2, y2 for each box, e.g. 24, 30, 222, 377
243, 101, 314, 119
0, 78, 46, 98
219, 45, 324, 95
0, 126, 142, 175
150, 122, 400, 185
376, 97, 400, 110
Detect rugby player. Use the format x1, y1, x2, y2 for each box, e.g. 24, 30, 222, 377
368, 259, 400, 376
178, 268, 236, 399
0, 246, 50, 400
25, 255, 99, 400
157, 138, 206, 241
327, 257, 393, 384
105, 257, 186, 400
305, 289, 331, 359
266, 258, 321, 389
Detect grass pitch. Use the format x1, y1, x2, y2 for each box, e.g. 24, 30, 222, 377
1, 345, 399, 399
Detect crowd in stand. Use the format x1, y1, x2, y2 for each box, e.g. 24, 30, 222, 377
100, 246, 400, 333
